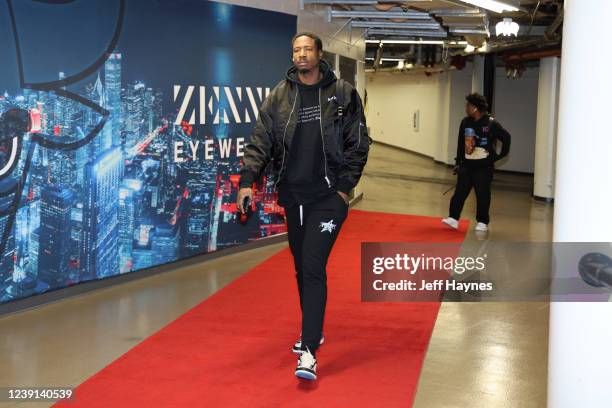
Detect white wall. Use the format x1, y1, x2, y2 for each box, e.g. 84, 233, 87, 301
366, 71, 449, 158
493, 67, 539, 173
366, 62, 539, 173
366, 67, 471, 164
447, 67, 473, 164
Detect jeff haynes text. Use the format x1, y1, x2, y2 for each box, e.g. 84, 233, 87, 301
372, 279, 493, 292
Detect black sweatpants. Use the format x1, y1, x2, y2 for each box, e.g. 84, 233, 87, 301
449, 165, 493, 224
285, 192, 349, 353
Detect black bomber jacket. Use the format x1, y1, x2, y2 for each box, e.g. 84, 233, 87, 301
239, 60, 369, 195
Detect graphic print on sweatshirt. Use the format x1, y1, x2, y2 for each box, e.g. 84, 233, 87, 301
465, 126, 490, 160
298, 104, 321, 125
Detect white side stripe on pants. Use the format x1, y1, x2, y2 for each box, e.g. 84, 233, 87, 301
300, 205, 303, 226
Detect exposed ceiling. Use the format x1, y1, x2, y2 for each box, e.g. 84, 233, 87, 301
301, 0, 563, 73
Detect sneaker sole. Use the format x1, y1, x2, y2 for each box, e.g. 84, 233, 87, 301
292, 338, 325, 354
295, 370, 317, 381
442, 220, 458, 229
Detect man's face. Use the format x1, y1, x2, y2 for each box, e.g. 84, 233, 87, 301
466, 102, 478, 118
292, 36, 322, 73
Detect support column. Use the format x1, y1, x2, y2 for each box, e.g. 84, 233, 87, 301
471, 55, 484, 94
533, 57, 560, 201
548, 1, 612, 407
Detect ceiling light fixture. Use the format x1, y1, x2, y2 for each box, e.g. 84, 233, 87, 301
495, 18, 520, 36
458, 0, 519, 14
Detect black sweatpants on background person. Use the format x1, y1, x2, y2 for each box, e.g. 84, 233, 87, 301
284, 192, 349, 354
449, 165, 493, 224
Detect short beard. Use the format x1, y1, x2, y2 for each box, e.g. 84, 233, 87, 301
295, 63, 314, 74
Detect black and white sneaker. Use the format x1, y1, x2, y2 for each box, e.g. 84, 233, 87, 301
295, 348, 317, 381
292, 334, 324, 354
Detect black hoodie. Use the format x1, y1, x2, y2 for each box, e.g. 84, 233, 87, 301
455, 113, 511, 168
278, 61, 337, 207
239, 59, 369, 206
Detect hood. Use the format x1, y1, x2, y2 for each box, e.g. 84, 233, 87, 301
286, 59, 336, 88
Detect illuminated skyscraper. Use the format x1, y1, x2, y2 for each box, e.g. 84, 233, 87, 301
125, 82, 145, 151
80, 147, 123, 280
38, 185, 75, 288
104, 53, 122, 149
151, 224, 178, 266
118, 179, 142, 273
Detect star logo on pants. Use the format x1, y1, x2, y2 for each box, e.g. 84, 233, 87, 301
319, 219, 337, 234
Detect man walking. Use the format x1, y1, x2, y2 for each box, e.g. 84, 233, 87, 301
442, 93, 511, 232
237, 32, 369, 380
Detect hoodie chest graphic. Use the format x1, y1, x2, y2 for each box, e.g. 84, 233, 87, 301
298, 105, 321, 124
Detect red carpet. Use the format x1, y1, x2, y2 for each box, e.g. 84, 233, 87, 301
55, 210, 467, 408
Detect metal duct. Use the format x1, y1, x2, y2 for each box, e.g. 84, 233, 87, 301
352, 21, 443, 29
329, 10, 432, 20
367, 29, 448, 37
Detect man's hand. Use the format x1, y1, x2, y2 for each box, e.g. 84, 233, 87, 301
337, 191, 349, 205
237, 187, 253, 213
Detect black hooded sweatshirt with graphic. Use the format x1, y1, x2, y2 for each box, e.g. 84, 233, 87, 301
278, 62, 336, 207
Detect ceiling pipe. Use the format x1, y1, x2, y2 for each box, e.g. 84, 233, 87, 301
430, 8, 486, 19
367, 29, 448, 37
487, 38, 560, 53
329, 10, 433, 19
352, 21, 443, 29
503, 48, 561, 63
444, 21, 487, 27
449, 28, 489, 35
302, 0, 377, 4
429, 8, 482, 15
545, 8, 564, 39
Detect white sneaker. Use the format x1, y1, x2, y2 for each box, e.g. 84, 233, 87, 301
442, 217, 459, 229
292, 334, 324, 354
295, 348, 317, 381
475, 222, 488, 232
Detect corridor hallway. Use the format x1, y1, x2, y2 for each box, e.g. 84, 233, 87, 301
0, 143, 552, 408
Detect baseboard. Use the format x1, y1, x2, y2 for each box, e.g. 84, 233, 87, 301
533, 195, 554, 203
373, 141, 534, 177
372, 140, 435, 161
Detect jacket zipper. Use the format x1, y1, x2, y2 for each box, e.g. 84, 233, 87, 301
319, 88, 331, 188
274, 89, 299, 189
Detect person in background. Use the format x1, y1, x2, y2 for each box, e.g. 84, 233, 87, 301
442, 93, 511, 232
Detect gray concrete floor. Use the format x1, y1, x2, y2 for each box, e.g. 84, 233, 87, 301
0, 143, 552, 407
